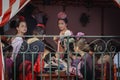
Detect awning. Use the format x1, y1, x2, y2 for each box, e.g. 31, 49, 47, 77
0, 0, 30, 27
113, 0, 120, 8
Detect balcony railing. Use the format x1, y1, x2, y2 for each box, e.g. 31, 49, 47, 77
1, 35, 120, 80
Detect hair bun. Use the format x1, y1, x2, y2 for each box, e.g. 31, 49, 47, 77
57, 12, 67, 19
16, 16, 25, 23
18, 16, 25, 21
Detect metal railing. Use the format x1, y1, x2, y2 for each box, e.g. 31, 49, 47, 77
1, 35, 120, 80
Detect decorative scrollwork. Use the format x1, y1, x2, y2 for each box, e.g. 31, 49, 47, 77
89, 38, 120, 53
29, 40, 44, 53
19, 40, 29, 52
89, 39, 106, 53
19, 40, 45, 53
106, 39, 120, 52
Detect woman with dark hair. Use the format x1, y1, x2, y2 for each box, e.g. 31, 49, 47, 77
10, 17, 27, 61
15, 24, 45, 80
56, 12, 72, 39
53, 12, 73, 59
23, 4, 37, 35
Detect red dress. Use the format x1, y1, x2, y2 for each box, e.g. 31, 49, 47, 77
19, 54, 44, 80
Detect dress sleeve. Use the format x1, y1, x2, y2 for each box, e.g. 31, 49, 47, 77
11, 37, 23, 60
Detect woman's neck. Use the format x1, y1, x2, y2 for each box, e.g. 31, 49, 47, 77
63, 27, 68, 31
61, 28, 68, 33
16, 33, 24, 37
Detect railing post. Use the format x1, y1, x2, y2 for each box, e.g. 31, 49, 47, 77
66, 36, 70, 80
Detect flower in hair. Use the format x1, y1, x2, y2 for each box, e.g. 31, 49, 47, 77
57, 12, 67, 19
36, 23, 45, 28
19, 16, 25, 21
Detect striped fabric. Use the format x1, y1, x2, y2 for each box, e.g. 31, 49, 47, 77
0, 42, 4, 80
114, 0, 120, 8
0, 0, 30, 27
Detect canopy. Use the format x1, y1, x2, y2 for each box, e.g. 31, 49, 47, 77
0, 0, 30, 27
114, 0, 120, 8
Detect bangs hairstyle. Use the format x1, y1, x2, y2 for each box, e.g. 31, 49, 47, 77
16, 16, 26, 27
58, 18, 68, 24
75, 38, 90, 52
16, 20, 26, 28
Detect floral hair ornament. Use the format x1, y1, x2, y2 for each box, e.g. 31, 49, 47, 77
16, 16, 25, 23
57, 12, 67, 19
76, 32, 85, 40
18, 16, 25, 21
36, 23, 45, 28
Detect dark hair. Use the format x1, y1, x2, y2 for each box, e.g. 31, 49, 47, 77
89, 43, 95, 52
10, 20, 17, 28
15, 16, 26, 28
33, 26, 45, 35
58, 18, 68, 24
16, 20, 26, 28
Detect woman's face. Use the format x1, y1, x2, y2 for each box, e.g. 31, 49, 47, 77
58, 20, 67, 31
17, 22, 27, 34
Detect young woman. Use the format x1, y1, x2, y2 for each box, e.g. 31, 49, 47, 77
54, 12, 72, 41
11, 18, 27, 61
54, 12, 73, 59
15, 24, 45, 80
